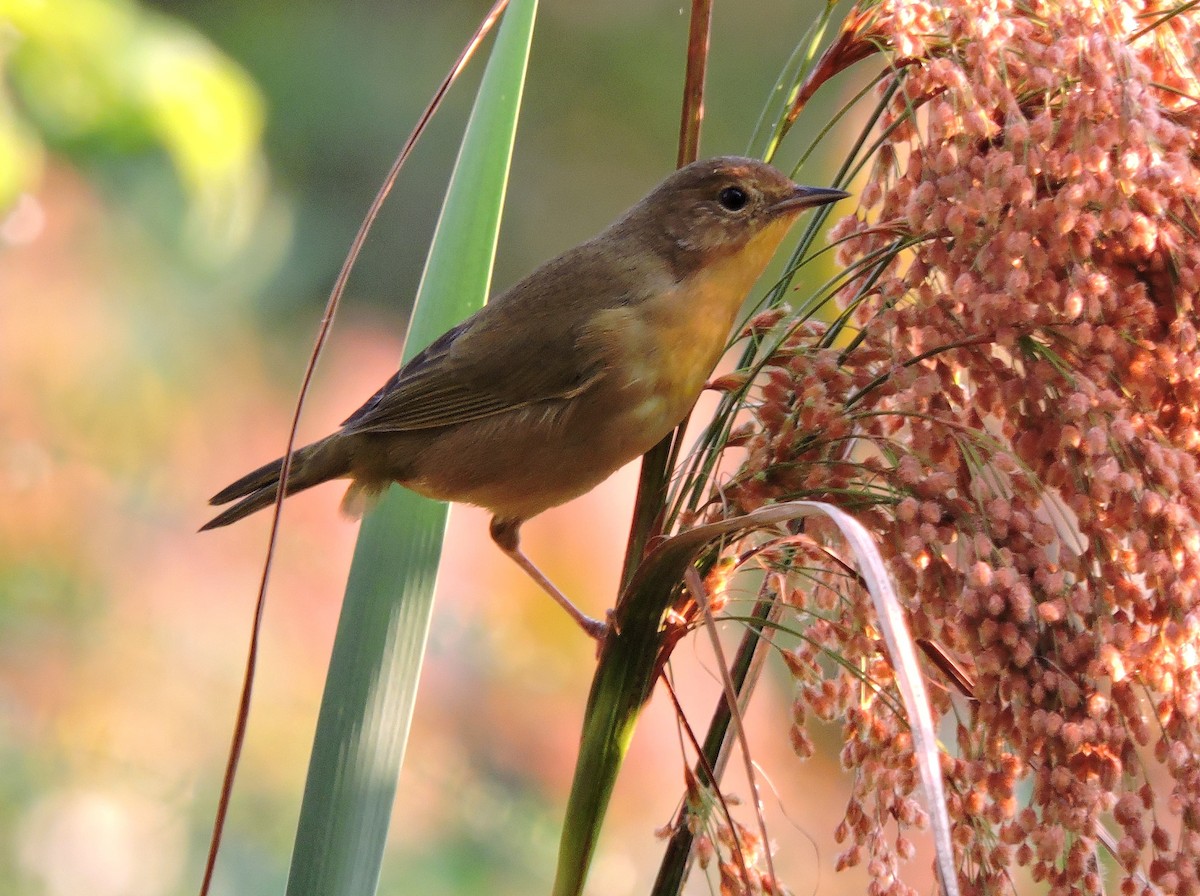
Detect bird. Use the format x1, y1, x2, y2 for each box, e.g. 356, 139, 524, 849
202, 156, 848, 639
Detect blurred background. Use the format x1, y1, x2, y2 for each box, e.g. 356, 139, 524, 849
0, 1, 879, 893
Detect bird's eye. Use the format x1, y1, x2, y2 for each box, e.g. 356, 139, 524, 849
717, 186, 749, 212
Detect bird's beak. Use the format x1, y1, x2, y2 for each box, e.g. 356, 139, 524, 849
769, 184, 850, 215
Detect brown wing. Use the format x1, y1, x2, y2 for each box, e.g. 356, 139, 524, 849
340, 247, 621, 435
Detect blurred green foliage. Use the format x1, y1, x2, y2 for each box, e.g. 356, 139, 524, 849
0, 0, 266, 260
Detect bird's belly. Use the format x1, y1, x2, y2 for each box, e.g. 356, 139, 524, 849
395, 401, 657, 521
396, 279, 743, 521
395, 356, 715, 522
595, 290, 732, 439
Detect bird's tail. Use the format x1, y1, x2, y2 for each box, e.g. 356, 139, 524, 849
200, 436, 352, 530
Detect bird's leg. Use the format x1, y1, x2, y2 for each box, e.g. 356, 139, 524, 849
489, 517, 609, 640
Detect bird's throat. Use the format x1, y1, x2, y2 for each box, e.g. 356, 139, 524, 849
589, 215, 797, 440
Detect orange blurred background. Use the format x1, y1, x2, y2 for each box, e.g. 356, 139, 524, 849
0, 2, 877, 893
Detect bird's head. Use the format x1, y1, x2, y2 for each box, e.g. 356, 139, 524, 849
620, 156, 848, 276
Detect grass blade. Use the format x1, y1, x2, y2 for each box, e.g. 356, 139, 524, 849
560, 500, 959, 896
284, 2, 537, 893
796, 502, 959, 896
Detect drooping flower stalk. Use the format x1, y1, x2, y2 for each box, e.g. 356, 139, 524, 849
700, 2, 1200, 894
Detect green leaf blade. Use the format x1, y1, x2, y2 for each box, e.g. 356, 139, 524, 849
284, 2, 538, 894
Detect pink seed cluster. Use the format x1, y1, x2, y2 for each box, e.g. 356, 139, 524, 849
717, 2, 1200, 894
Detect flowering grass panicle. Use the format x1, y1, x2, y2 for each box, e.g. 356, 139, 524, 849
720, 2, 1200, 894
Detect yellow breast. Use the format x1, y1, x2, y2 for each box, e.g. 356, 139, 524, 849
586, 215, 795, 440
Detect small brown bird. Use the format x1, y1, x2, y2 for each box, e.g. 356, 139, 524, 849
203, 156, 847, 637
